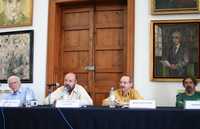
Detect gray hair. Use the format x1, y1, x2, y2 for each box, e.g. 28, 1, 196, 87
172, 31, 182, 38
7, 75, 21, 84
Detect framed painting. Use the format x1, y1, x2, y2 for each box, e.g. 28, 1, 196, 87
0, 0, 33, 27
151, 0, 200, 14
150, 20, 200, 81
0, 30, 34, 83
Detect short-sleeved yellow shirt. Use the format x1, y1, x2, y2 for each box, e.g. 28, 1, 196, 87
102, 88, 143, 106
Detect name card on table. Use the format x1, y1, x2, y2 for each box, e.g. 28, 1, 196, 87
55, 99, 81, 108
129, 100, 156, 109
185, 101, 200, 109
0, 100, 21, 107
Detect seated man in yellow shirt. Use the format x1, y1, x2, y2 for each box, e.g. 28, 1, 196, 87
102, 75, 143, 106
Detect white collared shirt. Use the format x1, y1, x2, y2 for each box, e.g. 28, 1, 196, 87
44, 84, 93, 106
175, 43, 181, 54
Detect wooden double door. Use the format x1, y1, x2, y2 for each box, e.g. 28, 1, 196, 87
47, 0, 134, 105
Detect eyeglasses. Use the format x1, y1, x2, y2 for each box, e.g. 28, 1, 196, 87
8, 81, 18, 85
119, 81, 130, 85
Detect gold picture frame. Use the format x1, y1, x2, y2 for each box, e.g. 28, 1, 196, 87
150, 20, 200, 81
151, 0, 200, 14
0, 0, 33, 28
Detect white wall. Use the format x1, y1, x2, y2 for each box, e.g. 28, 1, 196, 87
135, 0, 200, 106
1, 0, 200, 106
0, 0, 49, 104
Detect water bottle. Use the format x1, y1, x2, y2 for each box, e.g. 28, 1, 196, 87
25, 94, 32, 107
48, 93, 52, 105
109, 87, 116, 108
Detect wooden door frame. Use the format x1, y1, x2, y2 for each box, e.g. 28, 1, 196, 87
46, 0, 134, 95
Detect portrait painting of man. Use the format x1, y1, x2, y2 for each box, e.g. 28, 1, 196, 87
151, 20, 200, 81
0, 0, 32, 27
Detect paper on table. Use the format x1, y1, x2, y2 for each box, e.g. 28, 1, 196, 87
160, 60, 171, 67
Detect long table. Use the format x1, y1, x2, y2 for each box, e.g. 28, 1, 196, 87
0, 107, 200, 129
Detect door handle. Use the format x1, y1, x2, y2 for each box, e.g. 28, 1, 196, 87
84, 65, 95, 71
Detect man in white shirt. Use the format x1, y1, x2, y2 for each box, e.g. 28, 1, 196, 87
3, 75, 36, 106
44, 72, 93, 106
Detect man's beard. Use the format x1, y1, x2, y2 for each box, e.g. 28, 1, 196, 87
65, 84, 75, 94
185, 86, 194, 94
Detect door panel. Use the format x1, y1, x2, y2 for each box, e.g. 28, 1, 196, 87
94, 73, 121, 105
63, 52, 89, 72
60, 3, 126, 105
96, 10, 124, 28
96, 29, 123, 50
94, 5, 126, 105
62, 8, 92, 91
95, 51, 123, 72
63, 10, 90, 29
63, 30, 89, 51
95, 73, 121, 89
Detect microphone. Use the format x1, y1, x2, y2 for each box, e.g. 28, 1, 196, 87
47, 83, 60, 106
47, 83, 60, 87
47, 83, 60, 92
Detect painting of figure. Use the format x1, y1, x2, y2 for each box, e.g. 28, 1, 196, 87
0, 0, 32, 27
0, 30, 33, 83
151, 20, 200, 81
